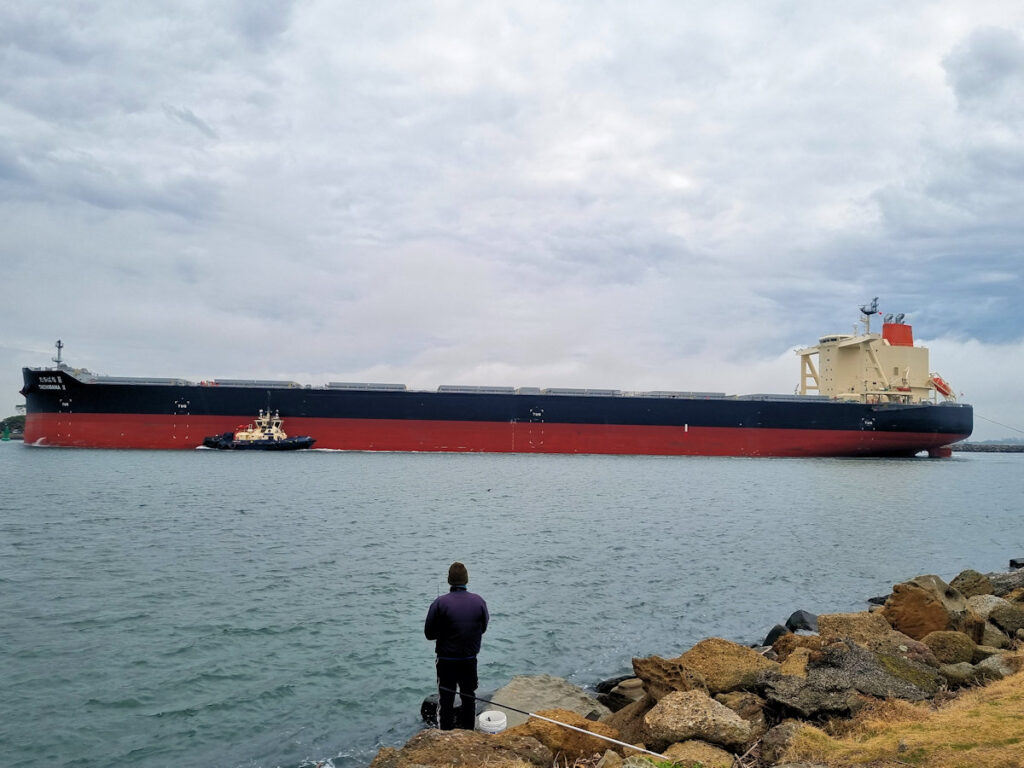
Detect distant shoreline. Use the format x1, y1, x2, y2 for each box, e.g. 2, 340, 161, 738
954, 443, 1024, 453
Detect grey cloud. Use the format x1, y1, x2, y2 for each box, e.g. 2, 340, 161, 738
31, 150, 221, 219
944, 26, 1024, 120
163, 105, 219, 140
0, 144, 33, 184
847, 26, 1024, 342
232, 0, 297, 51
0, 5, 102, 67
4, 1, 1024, 438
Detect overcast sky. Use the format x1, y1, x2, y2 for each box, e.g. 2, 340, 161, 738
3, 1, 1023, 440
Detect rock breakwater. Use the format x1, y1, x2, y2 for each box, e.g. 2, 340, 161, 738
372, 567, 1024, 768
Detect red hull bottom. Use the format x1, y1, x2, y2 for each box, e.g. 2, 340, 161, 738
24, 413, 966, 457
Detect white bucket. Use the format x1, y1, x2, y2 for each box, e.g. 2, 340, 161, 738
477, 710, 507, 734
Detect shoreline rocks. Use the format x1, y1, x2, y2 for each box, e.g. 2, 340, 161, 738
387, 566, 1024, 768
490, 675, 611, 728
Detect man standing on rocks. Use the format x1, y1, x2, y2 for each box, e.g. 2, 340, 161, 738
424, 561, 489, 730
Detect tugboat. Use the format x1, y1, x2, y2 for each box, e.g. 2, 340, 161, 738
202, 410, 315, 451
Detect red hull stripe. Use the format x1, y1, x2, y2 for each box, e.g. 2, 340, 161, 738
24, 413, 967, 456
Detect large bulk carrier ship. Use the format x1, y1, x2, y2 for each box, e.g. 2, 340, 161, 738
20, 302, 972, 456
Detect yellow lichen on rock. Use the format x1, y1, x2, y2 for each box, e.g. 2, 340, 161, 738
677, 637, 779, 694
506, 708, 624, 761
779, 646, 811, 677
662, 739, 734, 768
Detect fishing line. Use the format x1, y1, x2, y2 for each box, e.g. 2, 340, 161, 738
437, 686, 668, 760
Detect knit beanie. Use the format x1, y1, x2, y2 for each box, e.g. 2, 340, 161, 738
448, 561, 469, 586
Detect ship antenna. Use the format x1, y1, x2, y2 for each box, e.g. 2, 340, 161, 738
859, 297, 880, 334
53, 339, 64, 366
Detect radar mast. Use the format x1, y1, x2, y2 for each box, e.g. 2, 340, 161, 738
859, 297, 880, 334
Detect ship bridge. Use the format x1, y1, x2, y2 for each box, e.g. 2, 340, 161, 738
796, 305, 951, 405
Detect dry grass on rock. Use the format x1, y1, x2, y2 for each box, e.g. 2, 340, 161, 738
784, 661, 1024, 768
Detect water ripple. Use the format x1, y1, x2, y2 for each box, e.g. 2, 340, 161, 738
2, 449, 1021, 768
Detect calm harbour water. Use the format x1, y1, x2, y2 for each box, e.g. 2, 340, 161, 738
1, 444, 1022, 768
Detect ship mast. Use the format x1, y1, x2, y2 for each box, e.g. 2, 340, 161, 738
858, 297, 880, 334
53, 339, 64, 366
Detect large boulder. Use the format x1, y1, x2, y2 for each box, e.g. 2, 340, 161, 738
368, 728, 553, 768
938, 662, 982, 688
818, 611, 937, 666
772, 632, 824, 662
972, 644, 1005, 663
818, 611, 890, 644
677, 637, 780, 694
987, 569, 1024, 597
981, 622, 1012, 649
662, 739, 735, 767
714, 691, 768, 744
989, 602, 1024, 635
974, 652, 1022, 682
758, 672, 862, 719
763, 624, 791, 647
490, 675, 610, 728
921, 630, 976, 664
759, 720, 805, 765
880, 575, 968, 640
631, 654, 707, 701
950, 569, 994, 598
507, 708, 623, 761
965, 598, 1014, 647
598, 694, 654, 746
785, 610, 819, 633
820, 642, 942, 699
967, 594, 1009, 620
759, 640, 941, 718
642, 690, 752, 751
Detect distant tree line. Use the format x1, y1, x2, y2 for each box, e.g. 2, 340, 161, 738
2, 415, 25, 432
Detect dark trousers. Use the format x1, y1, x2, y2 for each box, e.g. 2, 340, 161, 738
436, 657, 478, 730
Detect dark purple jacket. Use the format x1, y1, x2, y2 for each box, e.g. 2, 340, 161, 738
424, 586, 489, 659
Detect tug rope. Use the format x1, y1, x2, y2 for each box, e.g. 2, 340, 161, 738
976, 413, 1024, 435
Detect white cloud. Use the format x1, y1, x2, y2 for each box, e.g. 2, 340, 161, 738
3, 1, 1024, 441
925, 337, 1024, 441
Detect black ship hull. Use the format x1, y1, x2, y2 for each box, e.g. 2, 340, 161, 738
21, 368, 973, 457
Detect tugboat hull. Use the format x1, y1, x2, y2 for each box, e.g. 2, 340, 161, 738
201, 432, 316, 451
